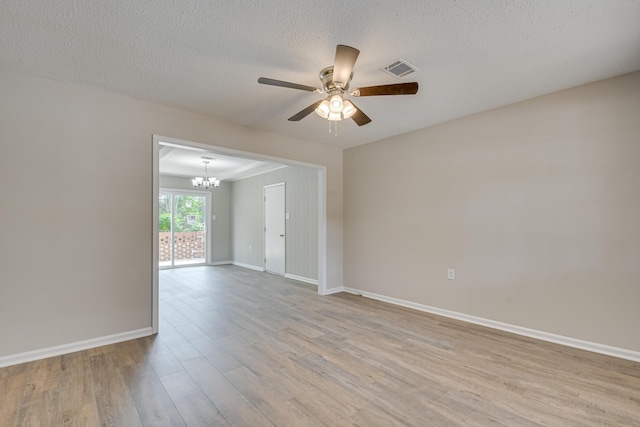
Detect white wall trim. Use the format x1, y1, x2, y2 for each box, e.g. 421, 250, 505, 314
321, 286, 345, 296
0, 327, 154, 369
317, 167, 328, 295
160, 263, 208, 270
342, 287, 640, 363
152, 137, 160, 334
209, 260, 233, 266
232, 261, 265, 272
284, 273, 318, 286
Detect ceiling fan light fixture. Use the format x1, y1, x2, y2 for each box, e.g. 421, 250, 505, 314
342, 100, 356, 119
315, 99, 330, 119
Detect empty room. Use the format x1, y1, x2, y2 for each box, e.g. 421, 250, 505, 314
1, 1, 639, 426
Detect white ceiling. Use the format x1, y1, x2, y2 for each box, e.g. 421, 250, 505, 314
1, 1, 639, 149
159, 143, 284, 181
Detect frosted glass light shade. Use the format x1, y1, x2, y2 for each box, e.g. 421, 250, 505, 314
315, 100, 330, 118
329, 95, 343, 113
342, 100, 356, 119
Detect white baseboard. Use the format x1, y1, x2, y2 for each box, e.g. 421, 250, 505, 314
284, 273, 318, 286
232, 261, 265, 272
322, 286, 345, 295
209, 260, 232, 266
0, 327, 154, 368
342, 287, 640, 363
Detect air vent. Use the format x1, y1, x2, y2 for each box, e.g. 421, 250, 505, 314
382, 59, 418, 78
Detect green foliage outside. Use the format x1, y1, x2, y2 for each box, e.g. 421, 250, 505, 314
159, 193, 206, 232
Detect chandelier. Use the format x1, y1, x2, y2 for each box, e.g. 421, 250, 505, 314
192, 160, 220, 189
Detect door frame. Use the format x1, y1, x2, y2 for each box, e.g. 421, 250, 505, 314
152, 135, 328, 334
263, 182, 286, 275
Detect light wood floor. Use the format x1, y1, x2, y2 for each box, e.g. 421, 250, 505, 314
2, 266, 639, 426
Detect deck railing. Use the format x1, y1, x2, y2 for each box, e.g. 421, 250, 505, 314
159, 231, 205, 262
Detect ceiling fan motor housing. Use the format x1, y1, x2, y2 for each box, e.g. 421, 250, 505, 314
319, 66, 352, 93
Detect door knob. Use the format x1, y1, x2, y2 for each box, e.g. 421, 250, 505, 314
280, 234, 284, 237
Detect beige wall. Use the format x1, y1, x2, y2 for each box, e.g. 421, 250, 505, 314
344, 72, 640, 352
0, 69, 343, 358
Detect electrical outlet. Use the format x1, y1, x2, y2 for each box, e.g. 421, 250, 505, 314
448, 269, 455, 280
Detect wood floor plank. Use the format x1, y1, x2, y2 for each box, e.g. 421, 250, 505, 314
190, 337, 243, 373
159, 370, 229, 426
0, 364, 28, 425
290, 389, 359, 426
2, 265, 639, 426
144, 335, 184, 378
14, 356, 61, 427
56, 351, 99, 426
89, 352, 143, 427
181, 356, 274, 427
216, 335, 309, 400
223, 365, 317, 427
120, 360, 186, 427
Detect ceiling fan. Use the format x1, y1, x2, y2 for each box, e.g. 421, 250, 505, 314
258, 45, 419, 126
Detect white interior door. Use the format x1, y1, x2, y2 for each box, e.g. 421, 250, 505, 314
264, 183, 285, 275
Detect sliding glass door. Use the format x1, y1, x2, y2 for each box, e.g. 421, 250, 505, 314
159, 190, 209, 268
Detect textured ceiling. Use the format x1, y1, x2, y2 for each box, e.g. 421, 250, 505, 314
1, 1, 639, 149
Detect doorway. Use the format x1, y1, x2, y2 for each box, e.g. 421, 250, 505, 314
153, 134, 328, 335
264, 183, 285, 275
159, 190, 210, 268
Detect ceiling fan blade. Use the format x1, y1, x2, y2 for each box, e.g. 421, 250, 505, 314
348, 101, 372, 126
332, 45, 360, 88
258, 77, 319, 92
352, 82, 419, 96
288, 100, 324, 121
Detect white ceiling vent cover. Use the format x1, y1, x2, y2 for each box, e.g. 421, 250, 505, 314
382, 59, 418, 78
